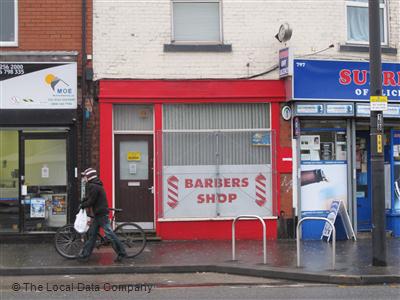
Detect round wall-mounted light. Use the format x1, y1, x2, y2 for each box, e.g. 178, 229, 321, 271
281, 105, 292, 121
275, 23, 293, 43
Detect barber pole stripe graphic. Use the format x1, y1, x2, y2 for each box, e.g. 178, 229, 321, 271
167, 175, 179, 209
255, 173, 267, 207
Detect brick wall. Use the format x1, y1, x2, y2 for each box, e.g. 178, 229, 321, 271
278, 103, 293, 218
1, 0, 93, 74
0, 0, 94, 199
93, 0, 399, 80
279, 104, 292, 148
280, 173, 293, 218
87, 98, 100, 173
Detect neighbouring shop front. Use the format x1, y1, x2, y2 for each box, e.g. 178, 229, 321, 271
98, 80, 289, 240
291, 58, 400, 238
0, 55, 78, 235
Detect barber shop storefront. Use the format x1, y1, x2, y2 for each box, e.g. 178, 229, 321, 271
0, 56, 78, 235
98, 79, 289, 240
291, 59, 400, 238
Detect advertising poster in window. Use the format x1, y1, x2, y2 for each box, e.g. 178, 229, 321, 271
300, 162, 348, 212
162, 164, 273, 218
30, 198, 46, 218
393, 131, 400, 210
394, 165, 400, 210
52, 194, 67, 215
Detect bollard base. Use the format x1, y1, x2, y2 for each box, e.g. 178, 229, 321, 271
372, 258, 387, 267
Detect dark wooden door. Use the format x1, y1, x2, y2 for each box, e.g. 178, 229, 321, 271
114, 135, 154, 223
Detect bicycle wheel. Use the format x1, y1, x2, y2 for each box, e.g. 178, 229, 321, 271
54, 224, 86, 259
114, 222, 146, 258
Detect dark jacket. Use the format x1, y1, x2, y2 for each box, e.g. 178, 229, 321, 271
80, 178, 109, 216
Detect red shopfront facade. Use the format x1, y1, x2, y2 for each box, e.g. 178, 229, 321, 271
98, 79, 289, 240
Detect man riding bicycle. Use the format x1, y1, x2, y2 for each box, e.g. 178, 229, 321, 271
78, 168, 127, 262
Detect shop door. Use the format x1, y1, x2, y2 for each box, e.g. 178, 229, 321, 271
392, 130, 400, 211
114, 135, 154, 226
20, 133, 68, 232
356, 131, 372, 231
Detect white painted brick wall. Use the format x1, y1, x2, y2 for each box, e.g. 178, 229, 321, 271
93, 0, 400, 80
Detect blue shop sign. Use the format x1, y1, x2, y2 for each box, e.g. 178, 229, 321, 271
294, 102, 354, 117
279, 47, 290, 78
293, 59, 400, 102
356, 103, 400, 118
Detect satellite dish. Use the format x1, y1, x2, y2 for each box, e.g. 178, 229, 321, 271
275, 23, 292, 43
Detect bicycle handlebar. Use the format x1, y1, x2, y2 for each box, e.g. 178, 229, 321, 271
108, 208, 123, 212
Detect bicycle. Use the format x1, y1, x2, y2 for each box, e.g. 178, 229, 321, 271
54, 208, 147, 259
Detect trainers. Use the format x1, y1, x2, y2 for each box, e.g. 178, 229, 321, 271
114, 254, 126, 263
77, 255, 89, 262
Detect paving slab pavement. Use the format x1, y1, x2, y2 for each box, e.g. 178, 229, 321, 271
1, 238, 399, 285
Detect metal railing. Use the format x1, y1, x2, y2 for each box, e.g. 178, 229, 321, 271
296, 217, 336, 270
232, 215, 267, 264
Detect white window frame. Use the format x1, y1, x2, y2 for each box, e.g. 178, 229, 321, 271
0, 0, 18, 47
171, 0, 223, 44
345, 0, 388, 46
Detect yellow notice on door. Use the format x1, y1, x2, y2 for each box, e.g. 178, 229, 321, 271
127, 151, 141, 161
377, 134, 383, 153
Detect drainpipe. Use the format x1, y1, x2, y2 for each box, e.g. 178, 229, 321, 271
81, 0, 87, 169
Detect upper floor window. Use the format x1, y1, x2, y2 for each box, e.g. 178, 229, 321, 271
0, 0, 18, 46
172, 0, 222, 44
346, 0, 387, 45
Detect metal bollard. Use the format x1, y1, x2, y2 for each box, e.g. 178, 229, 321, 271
296, 217, 336, 270
232, 215, 267, 264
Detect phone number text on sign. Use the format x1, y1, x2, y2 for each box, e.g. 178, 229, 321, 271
0, 64, 25, 75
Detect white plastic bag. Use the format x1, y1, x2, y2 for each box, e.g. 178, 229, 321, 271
74, 209, 89, 233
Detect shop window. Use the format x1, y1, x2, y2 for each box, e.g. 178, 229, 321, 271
172, 0, 222, 43
393, 130, 400, 210
346, 0, 387, 45
301, 120, 347, 129
0, 130, 69, 233
114, 105, 153, 131
299, 128, 349, 217
300, 130, 347, 162
0, 0, 18, 46
163, 103, 271, 165
161, 103, 275, 219
0, 130, 19, 232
